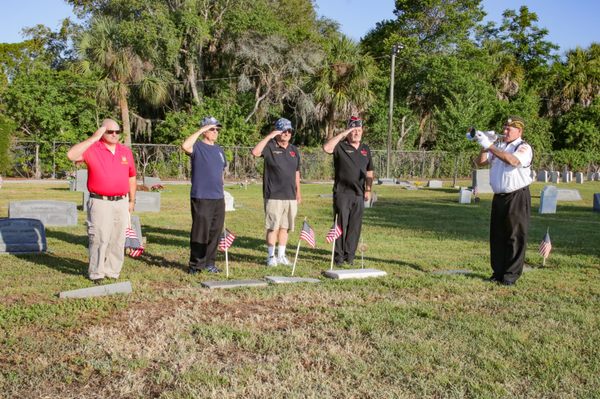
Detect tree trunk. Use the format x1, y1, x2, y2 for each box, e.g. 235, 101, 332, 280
119, 89, 132, 147
186, 56, 200, 105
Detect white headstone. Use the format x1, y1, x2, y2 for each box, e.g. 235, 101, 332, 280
472, 169, 493, 193
224, 190, 235, 211
427, 180, 443, 188
458, 188, 472, 204
539, 185, 558, 214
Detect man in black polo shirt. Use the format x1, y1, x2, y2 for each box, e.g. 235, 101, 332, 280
323, 116, 374, 266
251, 118, 302, 267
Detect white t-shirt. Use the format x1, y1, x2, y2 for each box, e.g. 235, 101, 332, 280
486, 138, 533, 194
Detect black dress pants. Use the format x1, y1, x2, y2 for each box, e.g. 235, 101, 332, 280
490, 186, 531, 283
333, 192, 364, 265
189, 198, 225, 270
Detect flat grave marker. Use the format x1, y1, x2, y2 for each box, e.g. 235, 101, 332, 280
201, 279, 268, 289
322, 268, 387, 280
134, 192, 160, 212
59, 281, 132, 299
265, 276, 321, 284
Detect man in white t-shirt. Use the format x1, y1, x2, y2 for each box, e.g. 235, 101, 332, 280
475, 116, 533, 286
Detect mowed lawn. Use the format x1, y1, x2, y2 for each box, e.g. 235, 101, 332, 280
1, 181, 599, 398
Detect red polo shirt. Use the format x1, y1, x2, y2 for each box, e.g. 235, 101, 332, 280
83, 141, 136, 196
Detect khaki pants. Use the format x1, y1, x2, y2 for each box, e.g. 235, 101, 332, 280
87, 197, 129, 279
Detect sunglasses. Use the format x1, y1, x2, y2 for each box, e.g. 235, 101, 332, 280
105, 130, 121, 135
281, 129, 293, 134
207, 128, 221, 132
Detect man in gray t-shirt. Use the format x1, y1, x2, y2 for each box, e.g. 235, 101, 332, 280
181, 116, 227, 274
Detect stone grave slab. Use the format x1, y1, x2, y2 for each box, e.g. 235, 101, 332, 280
550, 171, 560, 184
459, 188, 472, 204
224, 190, 235, 211
322, 268, 387, 280
142, 176, 161, 189
594, 172, 600, 181
0, 218, 47, 254
557, 189, 582, 201
201, 279, 268, 289
537, 170, 549, 183
75, 169, 88, 192
59, 281, 132, 299
377, 178, 396, 185
265, 276, 321, 284
364, 191, 378, 208
9, 200, 78, 226
539, 185, 558, 214
427, 180, 443, 188
432, 269, 473, 275
130, 215, 143, 243
134, 191, 160, 212
588, 172, 595, 181
576, 172, 584, 184
593, 193, 600, 212
82, 191, 90, 212
472, 169, 493, 193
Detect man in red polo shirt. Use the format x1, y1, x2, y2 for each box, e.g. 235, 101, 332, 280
67, 119, 137, 284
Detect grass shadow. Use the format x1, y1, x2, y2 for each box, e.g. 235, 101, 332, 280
14, 253, 87, 276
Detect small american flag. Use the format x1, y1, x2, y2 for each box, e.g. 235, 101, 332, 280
125, 226, 144, 258
325, 223, 342, 243
539, 230, 552, 259
299, 221, 316, 248
218, 229, 236, 251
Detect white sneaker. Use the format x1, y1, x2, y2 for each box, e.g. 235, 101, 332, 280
266, 256, 278, 267
277, 256, 291, 266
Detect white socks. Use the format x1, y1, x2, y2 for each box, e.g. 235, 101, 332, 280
277, 245, 286, 258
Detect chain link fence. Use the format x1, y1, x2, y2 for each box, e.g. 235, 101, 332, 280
6, 140, 600, 181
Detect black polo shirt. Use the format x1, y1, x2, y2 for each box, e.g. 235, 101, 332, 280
333, 140, 373, 195
261, 139, 301, 200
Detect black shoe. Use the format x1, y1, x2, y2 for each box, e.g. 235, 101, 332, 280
188, 267, 199, 275
205, 265, 221, 273
487, 275, 501, 283
91, 278, 105, 285
501, 280, 516, 286
346, 260, 354, 266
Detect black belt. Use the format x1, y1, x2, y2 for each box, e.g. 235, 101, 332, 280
90, 193, 127, 201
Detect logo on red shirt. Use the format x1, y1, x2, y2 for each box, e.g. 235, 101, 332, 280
121, 156, 128, 164
360, 149, 368, 156
289, 151, 296, 157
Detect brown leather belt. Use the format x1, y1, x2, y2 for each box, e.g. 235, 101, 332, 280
89, 193, 127, 201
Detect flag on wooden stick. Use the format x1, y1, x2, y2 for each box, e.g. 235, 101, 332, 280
218, 229, 236, 251
299, 221, 316, 248
539, 229, 552, 260
325, 223, 342, 243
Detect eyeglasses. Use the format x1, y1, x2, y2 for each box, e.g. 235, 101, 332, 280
105, 130, 121, 135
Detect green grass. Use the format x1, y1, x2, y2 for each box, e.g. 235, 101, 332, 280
0, 181, 599, 398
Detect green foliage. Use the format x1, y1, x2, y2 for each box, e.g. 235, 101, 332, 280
0, 114, 15, 174
154, 95, 260, 147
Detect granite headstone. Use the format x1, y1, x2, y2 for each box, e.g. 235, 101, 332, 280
537, 170, 549, 183
0, 218, 47, 254
75, 169, 88, 192
593, 193, 600, 212
576, 172, 584, 184
550, 171, 560, 184
9, 201, 78, 226
134, 192, 160, 212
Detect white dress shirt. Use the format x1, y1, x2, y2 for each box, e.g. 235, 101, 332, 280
486, 138, 533, 194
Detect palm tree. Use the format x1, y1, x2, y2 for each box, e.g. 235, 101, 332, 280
312, 37, 376, 139
561, 46, 600, 108
76, 16, 169, 146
